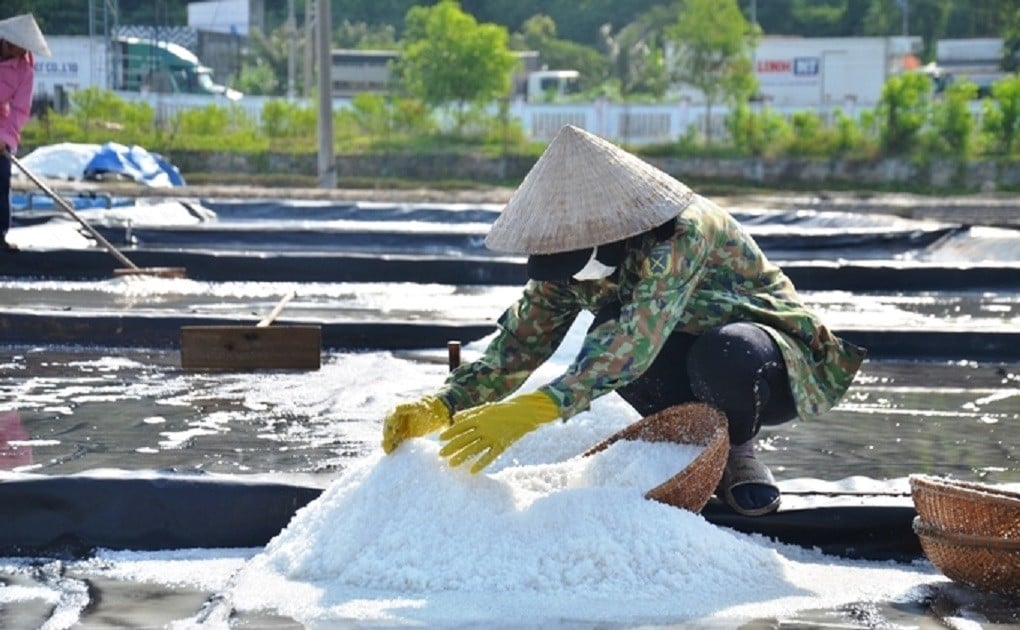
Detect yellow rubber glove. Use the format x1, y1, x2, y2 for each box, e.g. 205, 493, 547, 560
438, 391, 560, 474
381, 396, 452, 454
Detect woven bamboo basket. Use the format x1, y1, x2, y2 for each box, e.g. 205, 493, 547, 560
909, 474, 1020, 539
913, 517, 1020, 596
584, 402, 729, 513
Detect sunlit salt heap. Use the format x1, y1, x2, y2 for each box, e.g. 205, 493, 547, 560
256, 438, 782, 598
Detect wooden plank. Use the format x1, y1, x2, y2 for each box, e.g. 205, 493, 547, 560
113, 267, 188, 279
180, 325, 322, 371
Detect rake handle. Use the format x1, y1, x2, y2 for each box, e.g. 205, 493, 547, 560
257, 291, 297, 327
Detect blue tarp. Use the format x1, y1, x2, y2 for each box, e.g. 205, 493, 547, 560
10, 142, 184, 216
83, 142, 186, 187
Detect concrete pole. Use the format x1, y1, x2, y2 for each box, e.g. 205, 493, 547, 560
316, 0, 336, 188
304, 0, 316, 98
286, 0, 296, 99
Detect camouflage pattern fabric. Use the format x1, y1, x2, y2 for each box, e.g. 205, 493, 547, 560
435, 194, 866, 421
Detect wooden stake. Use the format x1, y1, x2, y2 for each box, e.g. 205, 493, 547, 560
447, 340, 461, 371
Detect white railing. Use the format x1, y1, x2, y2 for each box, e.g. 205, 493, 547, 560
111, 91, 982, 146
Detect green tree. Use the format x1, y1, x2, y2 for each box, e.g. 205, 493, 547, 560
1002, 1, 1020, 72
943, 0, 1006, 38
235, 60, 280, 96
393, 0, 518, 131
666, 0, 758, 143
235, 25, 300, 96
335, 19, 397, 49
598, 4, 676, 99
863, 0, 952, 60
788, 0, 863, 36
511, 15, 610, 91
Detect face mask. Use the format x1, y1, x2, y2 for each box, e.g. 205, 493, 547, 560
572, 246, 617, 281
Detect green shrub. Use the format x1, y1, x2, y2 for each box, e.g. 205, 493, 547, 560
235, 62, 280, 96
981, 75, 1020, 156
261, 99, 317, 141
336, 94, 438, 149
725, 103, 792, 157
170, 104, 264, 151
926, 79, 978, 159
831, 109, 870, 156
877, 72, 931, 155
787, 110, 837, 156
20, 88, 162, 147
20, 109, 82, 147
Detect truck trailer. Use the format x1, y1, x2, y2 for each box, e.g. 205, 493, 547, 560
751, 36, 923, 107
34, 35, 241, 103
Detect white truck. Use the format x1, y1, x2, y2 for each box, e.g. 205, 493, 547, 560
935, 38, 1005, 97
34, 35, 241, 103
34, 36, 111, 98
750, 36, 923, 108
525, 70, 581, 103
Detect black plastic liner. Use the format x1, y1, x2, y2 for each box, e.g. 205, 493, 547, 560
86, 223, 957, 261
3, 248, 1018, 290
0, 473, 920, 562
0, 474, 322, 558
1, 310, 1017, 361
0, 312, 496, 352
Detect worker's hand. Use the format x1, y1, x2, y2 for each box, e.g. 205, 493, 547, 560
381, 395, 451, 454
439, 391, 560, 474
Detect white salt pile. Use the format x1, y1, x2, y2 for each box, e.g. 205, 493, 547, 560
226, 431, 938, 627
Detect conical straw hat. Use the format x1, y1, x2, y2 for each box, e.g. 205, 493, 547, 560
0, 14, 52, 58
485, 124, 694, 254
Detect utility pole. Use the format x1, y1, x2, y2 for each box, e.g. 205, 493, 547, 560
316, 0, 336, 189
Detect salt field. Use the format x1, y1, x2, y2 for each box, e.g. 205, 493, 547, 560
1, 188, 1018, 628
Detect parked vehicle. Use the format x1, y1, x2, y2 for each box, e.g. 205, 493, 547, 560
749, 36, 923, 108
34, 35, 241, 104
116, 36, 241, 100
327, 48, 578, 102
525, 70, 581, 103
935, 38, 1007, 97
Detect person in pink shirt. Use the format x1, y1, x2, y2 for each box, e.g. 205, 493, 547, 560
0, 13, 50, 252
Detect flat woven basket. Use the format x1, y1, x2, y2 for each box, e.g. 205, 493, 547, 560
913, 517, 1020, 596
584, 402, 729, 513
909, 474, 1020, 539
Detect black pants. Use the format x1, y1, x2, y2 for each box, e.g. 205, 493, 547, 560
590, 306, 797, 444
0, 153, 10, 238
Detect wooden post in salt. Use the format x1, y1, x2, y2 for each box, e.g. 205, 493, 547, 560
447, 340, 461, 371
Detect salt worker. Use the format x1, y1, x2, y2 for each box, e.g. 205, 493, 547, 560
0, 13, 50, 253
382, 124, 865, 517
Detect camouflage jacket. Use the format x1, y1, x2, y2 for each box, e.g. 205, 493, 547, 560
436, 194, 866, 421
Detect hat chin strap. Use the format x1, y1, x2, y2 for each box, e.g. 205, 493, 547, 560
572, 247, 617, 281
